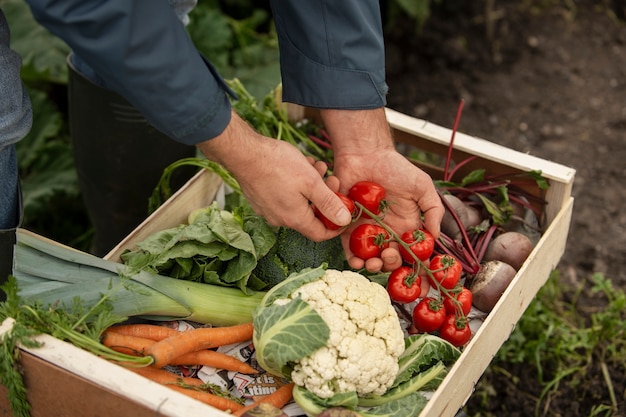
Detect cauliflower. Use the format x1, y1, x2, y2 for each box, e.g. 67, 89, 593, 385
252, 266, 405, 399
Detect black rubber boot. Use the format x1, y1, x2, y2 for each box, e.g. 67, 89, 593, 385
67, 57, 197, 256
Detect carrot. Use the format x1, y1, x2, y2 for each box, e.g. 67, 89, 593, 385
145, 322, 254, 368
103, 330, 257, 372
167, 384, 244, 412
232, 382, 295, 417
130, 367, 244, 412
168, 350, 258, 374
105, 323, 180, 341
102, 331, 155, 356
129, 365, 205, 387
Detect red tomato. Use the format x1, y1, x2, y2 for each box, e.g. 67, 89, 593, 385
313, 192, 356, 230
429, 254, 463, 290
412, 297, 446, 333
348, 181, 387, 218
398, 229, 435, 264
349, 224, 390, 260
386, 266, 422, 303
443, 286, 473, 316
439, 314, 472, 347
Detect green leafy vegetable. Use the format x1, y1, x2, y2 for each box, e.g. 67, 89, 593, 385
121, 201, 276, 293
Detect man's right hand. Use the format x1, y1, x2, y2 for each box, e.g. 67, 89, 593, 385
196, 110, 352, 242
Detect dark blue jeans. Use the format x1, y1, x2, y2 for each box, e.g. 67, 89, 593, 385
0, 9, 32, 230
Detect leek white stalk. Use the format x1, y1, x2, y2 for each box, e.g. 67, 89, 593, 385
12, 230, 265, 326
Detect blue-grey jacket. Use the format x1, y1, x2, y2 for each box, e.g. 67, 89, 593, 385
25, 0, 388, 146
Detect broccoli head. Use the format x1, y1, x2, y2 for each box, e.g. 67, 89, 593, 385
252, 227, 348, 289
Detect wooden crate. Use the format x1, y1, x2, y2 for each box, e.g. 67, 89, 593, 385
1, 108, 575, 417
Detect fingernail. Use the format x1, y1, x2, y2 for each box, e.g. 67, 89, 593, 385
336, 208, 352, 226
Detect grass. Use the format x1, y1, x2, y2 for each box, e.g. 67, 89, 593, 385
467, 271, 626, 416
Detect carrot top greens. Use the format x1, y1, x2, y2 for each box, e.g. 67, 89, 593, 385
0, 276, 151, 417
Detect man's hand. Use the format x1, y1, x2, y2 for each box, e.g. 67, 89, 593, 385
320, 108, 445, 272
196, 110, 352, 242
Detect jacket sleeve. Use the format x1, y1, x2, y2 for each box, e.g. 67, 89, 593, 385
25, 0, 233, 145
269, 0, 388, 109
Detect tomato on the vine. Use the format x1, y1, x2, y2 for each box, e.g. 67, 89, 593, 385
386, 266, 422, 303
348, 181, 387, 218
398, 229, 435, 264
412, 297, 446, 333
314, 192, 356, 230
349, 224, 390, 260
429, 254, 463, 290
439, 314, 472, 347
443, 286, 473, 316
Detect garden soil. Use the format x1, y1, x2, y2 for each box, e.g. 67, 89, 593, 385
383, 1, 625, 415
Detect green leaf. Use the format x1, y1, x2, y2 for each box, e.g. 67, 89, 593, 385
394, 334, 461, 386
2, 0, 70, 84
359, 392, 428, 417
460, 169, 486, 186
253, 295, 330, 377
121, 202, 267, 292
527, 170, 550, 190
292, 385, 359, 416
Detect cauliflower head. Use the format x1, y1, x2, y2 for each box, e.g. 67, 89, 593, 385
253, 267, 405, 399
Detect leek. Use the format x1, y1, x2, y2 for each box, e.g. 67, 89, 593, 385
12, 230, 265, 326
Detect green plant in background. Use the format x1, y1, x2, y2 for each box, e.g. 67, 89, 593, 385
186, 1, 280, 100
386, 0, 442, 31
468, 271, 626, 417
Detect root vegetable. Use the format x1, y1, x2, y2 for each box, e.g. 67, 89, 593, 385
440, 195, 470, 238
503, 200, 542, 245
483, 231, 534, 271
464, 205, 483, 230
441, 195, 484, 239
469, 260, 517, 313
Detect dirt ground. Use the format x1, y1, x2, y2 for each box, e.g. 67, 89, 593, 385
384, 0, 625, 415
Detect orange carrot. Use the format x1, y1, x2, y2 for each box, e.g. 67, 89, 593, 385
102, 331, 155, 356
129, 365, 205, 387
105, 323, 180, 341
145, 322, 254, 368
103, 331, 257, 373
168, 350, 258, 374
130, 367, 244, 412
167, 384, 244, 412
232, 382, 295, 417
